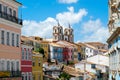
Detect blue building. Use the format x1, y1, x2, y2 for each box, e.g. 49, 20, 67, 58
49, 43, 64, 62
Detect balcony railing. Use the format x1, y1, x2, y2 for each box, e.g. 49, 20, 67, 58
0, 71, 21, 78
0, 11, 22, 25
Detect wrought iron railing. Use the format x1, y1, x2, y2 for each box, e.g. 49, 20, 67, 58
0, 11, 22, 25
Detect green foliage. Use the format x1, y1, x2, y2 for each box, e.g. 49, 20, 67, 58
57, 72, 71, 80
34, 47, 45, 58
39, 48, 44, 55
68, 61, 74, 65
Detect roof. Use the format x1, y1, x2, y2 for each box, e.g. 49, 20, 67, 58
84, 43, 97, 50
76, 60, 108, 67
85, 42, 105, 46
57, 41, 78, 48
49, 42, 65, 47
77, 42, 86, 47
13, 0, 22, 6
99, 49, 108, 53
63, 65, 84, 77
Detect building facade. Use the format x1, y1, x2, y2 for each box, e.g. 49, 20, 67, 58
0, 0, 22, 79
107, 0, 120, 80
21, 41, 33, 80
53, 23, 74, 42
32, 52, 43, 80
49, 43, 63, 62
40, 40, 49, 62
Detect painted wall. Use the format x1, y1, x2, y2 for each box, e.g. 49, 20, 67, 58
32, 54, 43, 80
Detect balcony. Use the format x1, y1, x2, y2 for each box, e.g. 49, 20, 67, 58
0, 11, 22, 25
0, 71, 21, 78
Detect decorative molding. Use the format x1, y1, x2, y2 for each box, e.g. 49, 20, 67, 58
0, 18, 22, 29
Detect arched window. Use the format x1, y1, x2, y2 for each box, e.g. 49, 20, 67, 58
54, 29, 57, 33
7, 61, 10, 71
16, 61, 19, 71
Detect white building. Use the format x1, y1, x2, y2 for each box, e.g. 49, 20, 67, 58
75, 54, 109, 80
107, 0, 120, 80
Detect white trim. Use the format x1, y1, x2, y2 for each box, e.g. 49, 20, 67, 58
0, 18, 22, 29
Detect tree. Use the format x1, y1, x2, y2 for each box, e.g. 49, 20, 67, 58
38, 47, 45, 58
57, 72, 71, 80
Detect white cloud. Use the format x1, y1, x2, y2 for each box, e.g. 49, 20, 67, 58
22, 6, 27, 9
56, 6, 87, 26
58, 0, 78, 4
22, 17, 57, 38
22, 6, 87, 38
80, 19, 109, 43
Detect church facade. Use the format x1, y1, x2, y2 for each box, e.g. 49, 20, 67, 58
53, 23, 74, 42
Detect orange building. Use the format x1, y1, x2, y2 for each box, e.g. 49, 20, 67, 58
0, 0, 22, 79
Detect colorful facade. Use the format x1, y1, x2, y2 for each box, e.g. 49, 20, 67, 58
0, 0, 22, 79
21, 36, 33, 80
40, 41, 49, 62
32, 52, 43, 80
49, 43, 64, 62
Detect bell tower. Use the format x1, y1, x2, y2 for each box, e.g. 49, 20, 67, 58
63, 24, 74, 42
53, 21, 63, 41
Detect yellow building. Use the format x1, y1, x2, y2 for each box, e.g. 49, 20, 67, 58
40, 40, 49, 62
32, 52, 43, 80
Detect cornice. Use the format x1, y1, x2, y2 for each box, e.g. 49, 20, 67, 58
0, 18, 22, 29
1, 0, 22, 8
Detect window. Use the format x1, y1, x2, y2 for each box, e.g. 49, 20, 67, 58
38, 58, 41, 66
1, 60, 5, 71
0, 4, 2, 16
29, 50, 32, 60
22, 48, 24, 59
32, 62, 35, 66
13, 10, 16, 17
16, 61, 19, 71
12, 33, 14, 46
16, 34, 19, 47
91, 64, 96, 69
0, 4, 2, 12
3, 6, 7, 14
7, 32, 10, 45
1, 31, 4, 44
26, 49, 28, 60
7, 61, 10, 71
9, 8, 12, 15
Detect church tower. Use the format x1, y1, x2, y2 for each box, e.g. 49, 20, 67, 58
64, 24, 74, 42
53, 22, 63, 41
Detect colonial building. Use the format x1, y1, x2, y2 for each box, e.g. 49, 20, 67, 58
49, 42, 64, 62
107, 0, 120, 80
21, 36, 33, 80
32, 52, 43, 80
53, 23, 74, 42
0, 0, 22, 79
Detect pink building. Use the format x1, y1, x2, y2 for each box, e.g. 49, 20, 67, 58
0, 0, 22, 79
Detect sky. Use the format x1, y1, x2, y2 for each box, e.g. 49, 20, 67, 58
17, 0, 109, 43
